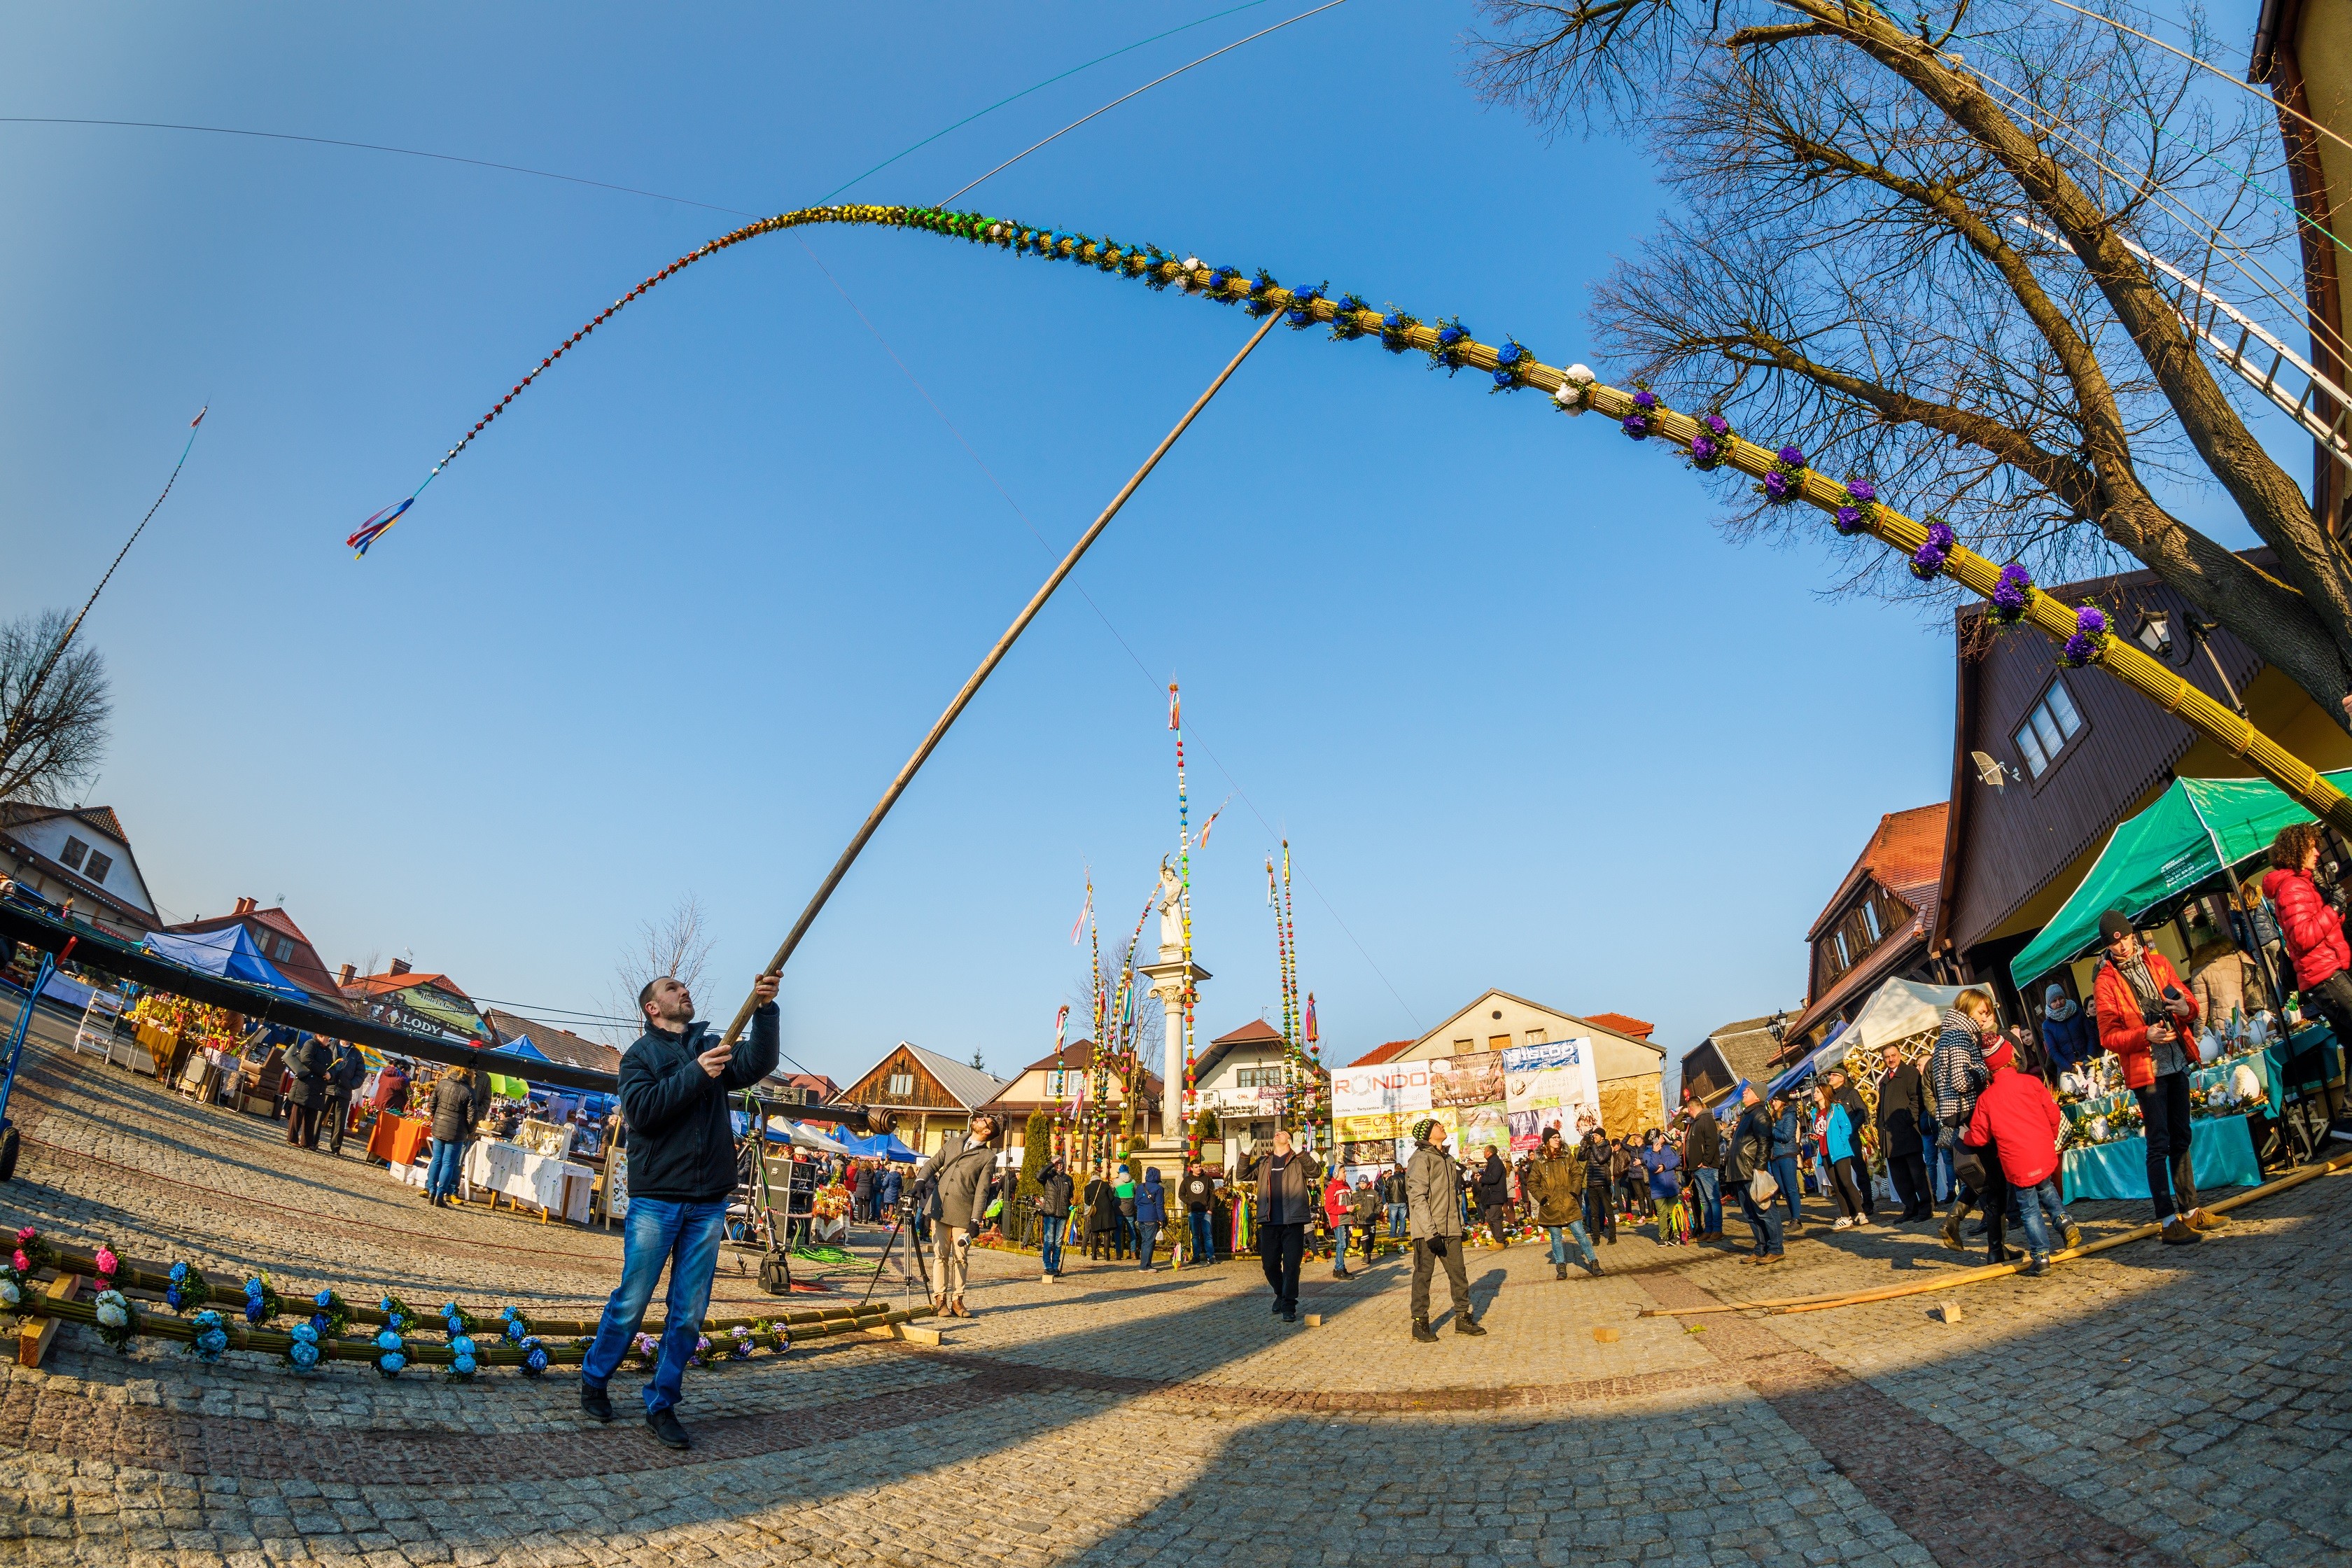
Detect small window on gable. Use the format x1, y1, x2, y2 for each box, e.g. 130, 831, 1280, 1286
58, 837, 88, 870
83, 851, 112, 884
886, 1071, 915, 1098
2014, 676, 2087, 778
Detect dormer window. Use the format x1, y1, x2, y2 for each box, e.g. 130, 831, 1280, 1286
59, 837, 88, 870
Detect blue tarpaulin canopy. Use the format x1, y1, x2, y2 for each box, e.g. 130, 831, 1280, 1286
141, 927, 309, 1003
832, 1128, 922, 1163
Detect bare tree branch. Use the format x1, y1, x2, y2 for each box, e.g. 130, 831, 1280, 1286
0, 610, 111, 807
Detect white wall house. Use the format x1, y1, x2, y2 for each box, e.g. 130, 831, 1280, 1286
0, 804, 160, 939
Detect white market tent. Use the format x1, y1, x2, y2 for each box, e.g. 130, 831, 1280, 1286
1764, 976, 1972, 1097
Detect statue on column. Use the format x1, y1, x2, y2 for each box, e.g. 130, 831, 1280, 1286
1155, 858, 1186, 962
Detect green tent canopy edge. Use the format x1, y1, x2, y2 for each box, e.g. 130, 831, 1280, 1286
2009, 768, 2352, 992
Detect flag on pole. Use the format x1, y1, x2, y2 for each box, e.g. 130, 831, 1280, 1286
346, 497, 414, 558
1305, 992, 1318, 1044
1069, 886, 1092, 944
1055, 1004, 1069, 1051
190, 406, 208, 428
1167, 681, 1181, 730
1198, 795, 1229, 846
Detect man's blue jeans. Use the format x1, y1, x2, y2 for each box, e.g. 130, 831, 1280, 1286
1769, 1156, 1802, 1222
1545, 1222, 1597, 1269
1690, 1168, 1722, 1235
1040, 1212, 1065, 1275
1385, 1200, 1407, 1238
581, 1196, 727, 1416
424, 1138, 463, 1200
1737, 1181, 1785, 1256
1188, 1210, 1214, 1263
1333, 1223, 1354, 1266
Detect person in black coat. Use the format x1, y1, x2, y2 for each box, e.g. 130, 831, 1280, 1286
1474, 1147, 1513, 1246
322, 1042, 367, 1155
283, 1035, 330, 1149
1874, 1042, 1933, 1222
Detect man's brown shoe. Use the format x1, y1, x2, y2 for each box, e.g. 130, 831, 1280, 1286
2188, 1208, 2232, 1231
2160, 1217, 2203, 1245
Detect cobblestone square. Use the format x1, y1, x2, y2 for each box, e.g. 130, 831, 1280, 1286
1, 1014, 2348, 1568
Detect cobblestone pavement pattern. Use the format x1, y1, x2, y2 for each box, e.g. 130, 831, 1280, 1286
2, 1004, 2348, 1567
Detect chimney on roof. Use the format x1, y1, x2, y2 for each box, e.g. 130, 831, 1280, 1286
388, 958, 412, 976
234, 896, 256, 915
337, 963, 356, 988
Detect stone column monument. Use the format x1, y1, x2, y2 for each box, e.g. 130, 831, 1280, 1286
1136, 860, 1208, 1155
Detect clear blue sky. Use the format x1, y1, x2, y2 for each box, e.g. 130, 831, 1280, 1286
0, 2, 2290, 1087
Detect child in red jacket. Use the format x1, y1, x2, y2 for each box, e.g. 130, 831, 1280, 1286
1966, 1038, 2082, 1275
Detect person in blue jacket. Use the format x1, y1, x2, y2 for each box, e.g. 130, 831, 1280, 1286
1135, 1166, 1168, 1270
2038, 984, 2094, 1082
1768, 1092, 1803, 1227
1816, 1082, 1870, 1228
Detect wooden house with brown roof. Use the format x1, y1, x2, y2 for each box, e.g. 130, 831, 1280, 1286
1775, 802, 1950, 1064
836, 1042, 1008, 1157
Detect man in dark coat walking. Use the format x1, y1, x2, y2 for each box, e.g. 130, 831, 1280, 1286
1875, 1042, 1933, 1222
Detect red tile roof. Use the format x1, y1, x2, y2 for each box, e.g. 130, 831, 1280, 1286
1582, 1011, 1655, 1040
1210, 1018, 1287, 1046
1349, 1039, 1415, 1068
343, 970, 472, 1001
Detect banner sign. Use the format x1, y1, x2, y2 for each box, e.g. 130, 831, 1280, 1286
1502, 1037, 1602, 1152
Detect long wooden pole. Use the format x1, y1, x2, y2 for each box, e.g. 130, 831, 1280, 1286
716, 311, 1283, 1049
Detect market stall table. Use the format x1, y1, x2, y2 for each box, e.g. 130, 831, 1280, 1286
463, 1140, 593, 1224
365, 1112, 430, 1169
2062, 1113, 2262, 1203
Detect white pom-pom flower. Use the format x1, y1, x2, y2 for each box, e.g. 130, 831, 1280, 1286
1553, 364, 1597, 414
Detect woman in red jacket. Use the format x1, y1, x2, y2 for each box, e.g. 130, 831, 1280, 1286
2091, 909, 2213, 1244
2262, 822, 2352, 1026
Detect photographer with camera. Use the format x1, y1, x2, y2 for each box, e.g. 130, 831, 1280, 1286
581, 972, 780, 1451
920, 1112, 1001, 1318
2092, 911, 2220, 1245
1404, 1117, 1485, 1341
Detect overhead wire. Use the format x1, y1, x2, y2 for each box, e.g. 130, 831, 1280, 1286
2036, 0, 2352, 164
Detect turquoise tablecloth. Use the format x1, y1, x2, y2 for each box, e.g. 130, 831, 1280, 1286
2061, 1113, 2261, 1203
2269, 1023, 2344, 1116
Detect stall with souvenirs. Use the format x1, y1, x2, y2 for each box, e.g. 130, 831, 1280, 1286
2008, 772, 2352, 1200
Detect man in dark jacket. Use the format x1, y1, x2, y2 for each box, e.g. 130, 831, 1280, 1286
1177, 1161, 1217, 1266
581, 971, 779, 1450
323, 1041, 367, 1156
1682, 1107, 1723, 1238
284, 1035, 329, 1149
1242, 1129, 1319, 1322
1730, 1086, 1784, 1264
1474, 1147, 1512, 1247
1874, 1042, 1933, 1222
1576, 1116, 1616, 1243
1036, 1158, 1074, 1281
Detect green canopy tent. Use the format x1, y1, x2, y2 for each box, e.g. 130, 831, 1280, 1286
2010, 769, 2352, 991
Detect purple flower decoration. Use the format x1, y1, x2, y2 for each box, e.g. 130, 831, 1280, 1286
1926, 521, 1956, 552
1691, 433, 1720, 465
1777, 444, 1805, 468
1632, 390, 1657, 410
1834, 506, 1865, 533
1844, 479, 1877, 504
1622, 412, 1652, 439
2076, 606, 2107, 636
1991, 563, 2033, 622
1908, 521, 1956, 581
2063, 632, 2098, 665
2063, 605, 2108, 666
1703, 413, 1730, 438
1763, 470, 1791, 500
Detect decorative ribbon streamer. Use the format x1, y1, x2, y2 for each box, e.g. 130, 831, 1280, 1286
343, 200, 2352, 837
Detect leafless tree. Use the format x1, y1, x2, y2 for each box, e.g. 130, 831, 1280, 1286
1467, 1, 2352, 715
0, 610, 112, 806
602, 892, 716, 1043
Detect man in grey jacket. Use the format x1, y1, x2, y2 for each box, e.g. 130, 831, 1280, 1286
1404, 1118, 1485, 1342
921, 1113, 1000, 1318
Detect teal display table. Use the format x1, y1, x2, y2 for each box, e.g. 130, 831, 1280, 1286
2060, 1113, 2261, 1204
